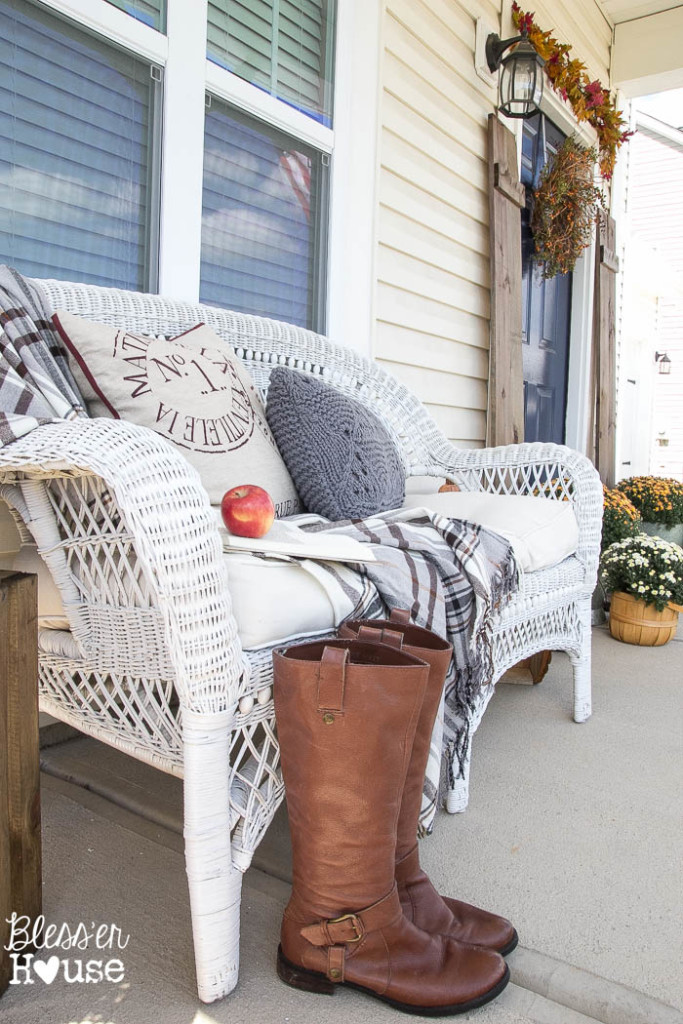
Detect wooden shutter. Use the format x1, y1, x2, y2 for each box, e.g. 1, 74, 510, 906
592, 208, 619, 485
487, 114, 526, 446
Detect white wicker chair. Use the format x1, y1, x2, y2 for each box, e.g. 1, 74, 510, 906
0, 279, 603, 1001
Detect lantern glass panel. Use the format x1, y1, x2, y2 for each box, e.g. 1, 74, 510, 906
499, 47, 544, 119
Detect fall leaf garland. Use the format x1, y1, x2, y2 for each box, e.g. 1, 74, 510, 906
512, 3, 633, 179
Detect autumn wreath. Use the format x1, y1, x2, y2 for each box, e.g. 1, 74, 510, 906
531, 136, 603, 278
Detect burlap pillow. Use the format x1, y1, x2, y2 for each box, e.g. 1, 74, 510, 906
53, 312, 301, 514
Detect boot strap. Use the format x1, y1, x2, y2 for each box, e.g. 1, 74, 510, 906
327, 945, 346, 983
317, 645, 348, 716
300, 883, 402, 951
357, 625, 404, 649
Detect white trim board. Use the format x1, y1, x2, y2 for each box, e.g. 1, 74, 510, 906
205, 62, 334, 154
36, 0, 167, 62
326, 0, 383, 356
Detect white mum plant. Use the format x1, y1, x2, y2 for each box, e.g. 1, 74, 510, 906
600, 535, 683, 611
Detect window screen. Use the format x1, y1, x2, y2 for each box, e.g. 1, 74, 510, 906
200, 98, 327, 329
0, 0, 160, 291
207, 0, 335, 125
104, 0, 166, 32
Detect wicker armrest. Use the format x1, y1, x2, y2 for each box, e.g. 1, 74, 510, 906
0, 418, 244, 715
426, 441, 603, 577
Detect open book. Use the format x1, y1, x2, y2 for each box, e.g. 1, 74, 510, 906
216, 514, 376, 563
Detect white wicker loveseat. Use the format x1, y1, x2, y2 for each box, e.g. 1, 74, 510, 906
0, 279, 603, 1002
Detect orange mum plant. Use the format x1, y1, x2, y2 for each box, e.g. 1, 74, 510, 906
601, 485, 642, 552
616, 476, 683, 528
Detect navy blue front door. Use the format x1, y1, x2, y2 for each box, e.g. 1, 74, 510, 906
521, 115, 572, 444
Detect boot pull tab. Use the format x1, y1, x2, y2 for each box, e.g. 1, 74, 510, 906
357, 625, 404, 649
389, 608, 412, 625
318, 646, 348, 718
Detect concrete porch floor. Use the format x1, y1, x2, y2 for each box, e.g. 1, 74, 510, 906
2, 623, 682, 1024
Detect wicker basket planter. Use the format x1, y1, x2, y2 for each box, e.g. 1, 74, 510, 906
608, 591, 681, 646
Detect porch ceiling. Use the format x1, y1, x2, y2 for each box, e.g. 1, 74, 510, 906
600, 1, 683, 96
597, 0, 680, 22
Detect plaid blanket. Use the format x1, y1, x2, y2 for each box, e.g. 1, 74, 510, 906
0, 265, 86, 446
292, 508, 518, 835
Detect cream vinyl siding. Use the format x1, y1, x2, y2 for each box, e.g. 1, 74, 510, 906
374, 0, 613, 449
375, 0, 496, 448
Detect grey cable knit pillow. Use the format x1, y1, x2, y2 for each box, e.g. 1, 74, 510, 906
265, 367, 406, 520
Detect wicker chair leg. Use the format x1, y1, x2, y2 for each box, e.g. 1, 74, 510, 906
446, 770, 471, 814
444, 686, 494, 814
183, 709, 241, 1002
570, 597, 593, 724
573, 598, 593, 724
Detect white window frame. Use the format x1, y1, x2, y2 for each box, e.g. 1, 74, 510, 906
33, 0, 381, 350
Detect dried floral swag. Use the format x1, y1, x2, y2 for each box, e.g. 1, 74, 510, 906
512, 3, 633, 180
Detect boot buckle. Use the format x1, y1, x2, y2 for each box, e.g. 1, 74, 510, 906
328, 912, 364, 943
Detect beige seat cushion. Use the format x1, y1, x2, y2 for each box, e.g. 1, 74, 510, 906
402, 490, 579, 573
5, 487, 577, 647
1, 541, 339, 649
224, 551, 338, 648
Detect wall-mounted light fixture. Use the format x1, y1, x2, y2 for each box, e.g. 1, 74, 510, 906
485, 27, 545, 119
655, 351, 672, 375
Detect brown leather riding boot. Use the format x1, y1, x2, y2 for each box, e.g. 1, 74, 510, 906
339, 610, 518, 956
273, 638, 509, 1015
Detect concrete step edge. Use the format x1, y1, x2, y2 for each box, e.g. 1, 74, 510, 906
504, 981, 606, 1024
509, 946, 683, 1024
40, 753, 183, 835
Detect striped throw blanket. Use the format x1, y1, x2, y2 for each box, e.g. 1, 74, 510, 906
291, 508, 518, 835
0, 265, 86, 446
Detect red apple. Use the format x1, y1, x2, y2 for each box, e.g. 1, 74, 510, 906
221, 484, 275, 538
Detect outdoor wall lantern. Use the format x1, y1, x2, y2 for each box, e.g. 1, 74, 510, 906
655, 351, 672, 375
486, 27, 545, 119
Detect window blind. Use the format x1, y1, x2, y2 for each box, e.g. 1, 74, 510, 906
200, 99, 326, 329
207, 0, 334, 125
0, 0, 158, 291
104, 0, 165, 32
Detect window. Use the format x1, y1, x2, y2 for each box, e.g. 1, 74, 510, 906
201, 99, 327, 329
0, 0, 340, 324
207, 0, 335, 126
0, 0, 160, 291
104, 0, 166, 32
